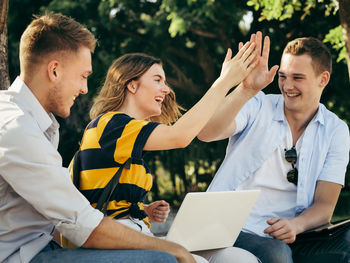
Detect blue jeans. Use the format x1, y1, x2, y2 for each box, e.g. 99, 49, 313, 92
30, 241, 177, 263
234, 231, 293, 263
234, 229, 350, 263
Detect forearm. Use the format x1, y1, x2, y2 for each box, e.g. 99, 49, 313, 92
290, 181, 342, 234
83, 217, 188, 259
145, 44, 259, 150
197, 32, 279, 142
170, 77, 233, 146
197, 84, 257, 142
289, 202, 336, 234
145, 77, 240, 150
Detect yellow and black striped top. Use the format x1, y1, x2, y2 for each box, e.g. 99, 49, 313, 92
73, 112, 159, 227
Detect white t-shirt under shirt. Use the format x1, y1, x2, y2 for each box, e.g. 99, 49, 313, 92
236, 126, 303, 237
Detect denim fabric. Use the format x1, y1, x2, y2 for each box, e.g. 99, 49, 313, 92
234, 231, 293, 263
234, 229, 350, 263
30, 242, 177, 263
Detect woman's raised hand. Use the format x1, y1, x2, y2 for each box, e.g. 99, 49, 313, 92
219, 42, 258, 89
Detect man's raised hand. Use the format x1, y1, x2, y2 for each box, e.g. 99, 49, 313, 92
239, 31, 279, 93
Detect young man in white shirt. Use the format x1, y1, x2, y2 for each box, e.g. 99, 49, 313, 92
0, 12, 262, 263
198, 33, 350, 263
0, 12, 195, 263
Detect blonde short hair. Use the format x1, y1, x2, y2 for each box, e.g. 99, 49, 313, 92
19, 12, 96, 73
283, 37, 332, 75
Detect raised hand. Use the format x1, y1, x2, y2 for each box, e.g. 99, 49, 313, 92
219, 41, 258, 88
239, 31, 279, 93
264, 217, 297, 244
144, 200, 170, 223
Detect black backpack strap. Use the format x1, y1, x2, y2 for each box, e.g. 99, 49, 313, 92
72, 150, 81, 188
96, 158, 132, 215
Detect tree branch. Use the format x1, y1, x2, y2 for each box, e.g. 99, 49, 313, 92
189, 27, 217, 38
196, 37, 217, 85
166, 46, 197, 65
112, 26, 148, 42
165, 76, 202, 95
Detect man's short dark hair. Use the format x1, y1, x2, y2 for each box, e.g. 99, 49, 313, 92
283, 37, 332, 75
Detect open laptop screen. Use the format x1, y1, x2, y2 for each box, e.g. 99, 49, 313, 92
165, 190, 260, 251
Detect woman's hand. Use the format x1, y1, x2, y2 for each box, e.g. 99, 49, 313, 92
219, 41, 258, 88
144, 200, 170, 223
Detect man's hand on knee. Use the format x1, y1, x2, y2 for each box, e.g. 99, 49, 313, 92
264, 217, 297, 244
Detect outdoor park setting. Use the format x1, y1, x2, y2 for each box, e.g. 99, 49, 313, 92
1, 0, 350, 225
1, 0, 350, 220
1, 0, 350, 262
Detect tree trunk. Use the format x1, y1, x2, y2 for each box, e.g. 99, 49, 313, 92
0, 0, 9, 90
338, 0, 350, 80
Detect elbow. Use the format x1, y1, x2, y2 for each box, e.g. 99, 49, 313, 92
177, 140, 191, 149
81, 218, 106, 249
197, 133, 212, 142
82, 241, 92, 249
173, 136, 192, 149
81, 234, 96, 249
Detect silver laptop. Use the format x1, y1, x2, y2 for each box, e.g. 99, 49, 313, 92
165, 190, 260, 251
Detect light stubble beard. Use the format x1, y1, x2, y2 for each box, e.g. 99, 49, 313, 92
47, 83, 70, 118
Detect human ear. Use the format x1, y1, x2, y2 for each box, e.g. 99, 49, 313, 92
126, 80, 137, 94
47, 60, 60, 82
319, 71, 330, 88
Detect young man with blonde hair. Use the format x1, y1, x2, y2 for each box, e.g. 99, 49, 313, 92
0, 13, 194, 263
1, 12, 264, 263
198, 34, 350, 262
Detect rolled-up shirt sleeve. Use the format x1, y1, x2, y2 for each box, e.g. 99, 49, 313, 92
233, 92, 263, 136
0, 114, 104, 247
317, 121, 350, 186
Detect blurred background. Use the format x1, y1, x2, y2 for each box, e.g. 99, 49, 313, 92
4, 0, 350, 219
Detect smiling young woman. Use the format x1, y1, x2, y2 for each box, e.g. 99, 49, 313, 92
70, 49, 261, 262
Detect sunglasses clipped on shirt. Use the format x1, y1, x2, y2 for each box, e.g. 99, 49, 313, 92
284, 146, 298, 186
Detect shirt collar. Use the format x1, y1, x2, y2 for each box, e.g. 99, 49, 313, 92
273, 95, 324, 125
9, 77, 59, 133
273, 95, 286, 122
310, 104, 325, 125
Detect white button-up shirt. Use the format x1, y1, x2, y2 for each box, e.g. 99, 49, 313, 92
208, 92, 349, 216
0, 77, 103, 263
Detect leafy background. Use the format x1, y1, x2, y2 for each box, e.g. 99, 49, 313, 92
7, 0, 350, 217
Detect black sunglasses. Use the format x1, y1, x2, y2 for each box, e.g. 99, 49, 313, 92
284, 146, 298, 186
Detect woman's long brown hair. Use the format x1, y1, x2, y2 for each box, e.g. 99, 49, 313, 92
90, 53, 183, 125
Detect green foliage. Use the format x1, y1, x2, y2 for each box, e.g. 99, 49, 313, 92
247, 0, 347, 64
160, 0, 217, 37
7, 0, 350, 204
247, 0, 339, 21
167, 12, 187, 37
324, 25, 347, 63
247, 0, 302, 21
